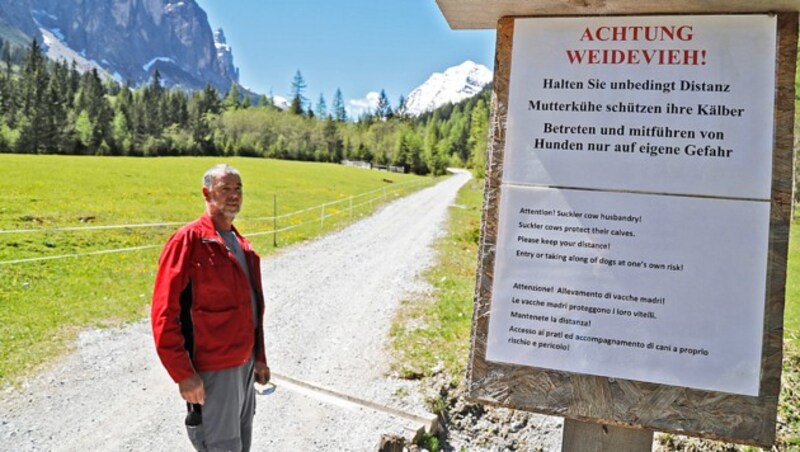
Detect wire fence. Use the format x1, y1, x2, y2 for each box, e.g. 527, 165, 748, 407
0, 179, 430, 266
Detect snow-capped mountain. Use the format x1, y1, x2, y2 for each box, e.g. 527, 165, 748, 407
402, 60, 493, 117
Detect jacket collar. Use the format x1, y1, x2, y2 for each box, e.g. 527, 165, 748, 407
196, 213, 247, 249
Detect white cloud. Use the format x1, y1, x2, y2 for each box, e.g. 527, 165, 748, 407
347, 91, 380, 119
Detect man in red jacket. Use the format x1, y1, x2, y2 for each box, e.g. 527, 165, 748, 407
152, 163, 270, 452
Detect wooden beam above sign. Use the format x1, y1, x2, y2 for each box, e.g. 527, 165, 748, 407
435, 0, 800, 29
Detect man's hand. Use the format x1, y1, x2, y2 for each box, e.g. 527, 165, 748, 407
178, 374, 205, 405
255, 362, 271, 385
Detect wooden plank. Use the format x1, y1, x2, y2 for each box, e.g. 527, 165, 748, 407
466, 12, 797, 448
562, 419, 653, 451
436, 0, 800, 29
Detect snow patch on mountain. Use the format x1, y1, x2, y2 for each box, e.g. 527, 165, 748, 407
402, 60, 492, 117
272, 95, 289, 110
38, 27, 113, 81
163, 1, 186, 14
143, 56, 176, 72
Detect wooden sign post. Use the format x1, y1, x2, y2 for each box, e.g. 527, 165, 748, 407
436, 1, 798, 449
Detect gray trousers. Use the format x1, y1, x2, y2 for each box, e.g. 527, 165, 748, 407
186, 357, 256, 452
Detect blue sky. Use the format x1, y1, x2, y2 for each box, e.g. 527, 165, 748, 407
194, 0, 495, 116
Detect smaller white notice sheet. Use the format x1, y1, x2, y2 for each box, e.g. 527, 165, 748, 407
486, 187, 769, 396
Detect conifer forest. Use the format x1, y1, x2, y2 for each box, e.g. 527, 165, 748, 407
0, 38, 491, 176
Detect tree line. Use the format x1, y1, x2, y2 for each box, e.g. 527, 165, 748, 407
0, 39, 490, 176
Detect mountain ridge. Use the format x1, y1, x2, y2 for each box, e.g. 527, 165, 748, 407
0, 0, 238, 92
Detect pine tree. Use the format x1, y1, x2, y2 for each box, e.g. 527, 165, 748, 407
16, 39, 49, 152
158, 93, 172, 130
222, 83, 241, 111
51, 61, 77, 153
289, 70, 307, 115
116, 82, 134, 124
149, 68, 164, 98
315, 93, 328, 118
41, 71, 67, 152
141, 69, 164, 135
0, 61, 16, 127
158, 90, 188, 128
75, 110, 93, 150
323, 117, 343, 162
3, 46, 12, 81
0, 75, 8, 126
257, 94, 274, 109
396, 95, 406, 117
376, 89, 392, 120
69, 60, 81, 96
111, 82, 134, 154
468, 98, 490, 178
447, 108, 470, 164
200, 84, 221, 115
423, 116, 439, 159
74, 68, 112, 152
20, 39, 45, 116
393, 127, 424, 174
111, 109, 131, 154
289, 96, 303, 115
188, 84, 220, 154
332, 88, 347, 122
129, 90, 147, 155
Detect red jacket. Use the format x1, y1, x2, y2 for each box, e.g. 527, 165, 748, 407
151, 214, 267, 383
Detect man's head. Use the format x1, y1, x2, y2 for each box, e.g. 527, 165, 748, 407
202, 164, 243, 226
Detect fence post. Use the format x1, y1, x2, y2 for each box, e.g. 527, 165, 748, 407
273, 194, 277, 247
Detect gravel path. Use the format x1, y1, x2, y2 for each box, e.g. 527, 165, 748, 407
0, 169, 479, 451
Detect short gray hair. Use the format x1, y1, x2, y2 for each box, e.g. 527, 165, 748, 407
202, 164, 240, 188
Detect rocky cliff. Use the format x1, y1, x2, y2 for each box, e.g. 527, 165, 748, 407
0, 0, 238, 91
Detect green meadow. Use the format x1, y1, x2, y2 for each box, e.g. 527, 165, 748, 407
0, 154, 434, 385
785, 229, 800, 344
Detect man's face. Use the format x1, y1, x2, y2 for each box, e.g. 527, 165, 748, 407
203, 173, 243, 220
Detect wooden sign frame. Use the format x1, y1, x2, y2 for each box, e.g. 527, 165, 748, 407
466, 13, 796, 447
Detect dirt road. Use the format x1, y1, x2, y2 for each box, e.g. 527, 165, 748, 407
0, 170, 472, 451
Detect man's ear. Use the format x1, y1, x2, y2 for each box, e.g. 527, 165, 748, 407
202, 186, 210, 202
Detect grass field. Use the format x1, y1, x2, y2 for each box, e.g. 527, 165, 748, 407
391, 177, 482, 382
785, 226, 800, 345
0, 154, 435, 385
